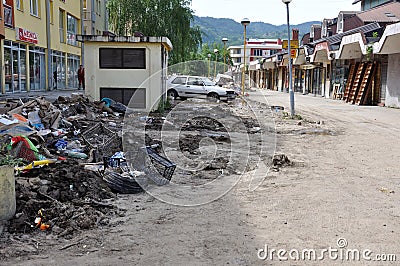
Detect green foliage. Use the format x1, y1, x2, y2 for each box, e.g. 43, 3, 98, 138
107, 0, 202, 64
372, 31, 379, 38
0, 155, 22, 167
282, 111, 302, 120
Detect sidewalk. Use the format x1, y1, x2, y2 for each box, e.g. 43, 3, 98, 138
0, 88, 83, 102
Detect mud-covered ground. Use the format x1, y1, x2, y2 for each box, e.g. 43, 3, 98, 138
1, 91, 400, 265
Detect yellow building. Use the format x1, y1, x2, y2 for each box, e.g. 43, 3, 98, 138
1, 0, 83, 94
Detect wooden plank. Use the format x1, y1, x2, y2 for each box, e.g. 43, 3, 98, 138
343, 63, 358, 101
355, 62, 374, 105
347, 62, 365, 104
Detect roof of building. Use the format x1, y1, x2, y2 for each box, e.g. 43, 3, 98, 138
76, 35, 173, 50
356, 2, 400, 22
314, 22, 381, 45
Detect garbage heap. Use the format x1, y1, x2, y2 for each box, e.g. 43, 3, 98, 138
0, 94, 128, 236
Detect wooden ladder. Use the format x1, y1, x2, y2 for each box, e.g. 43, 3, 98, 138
343, 63, 358, 101
355, 62, 375, 105
347, 62, 365, 104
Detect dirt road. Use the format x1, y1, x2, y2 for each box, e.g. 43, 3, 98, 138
3, 90, 400, 265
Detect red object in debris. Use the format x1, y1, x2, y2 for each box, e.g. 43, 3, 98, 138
57, 156, 67, 161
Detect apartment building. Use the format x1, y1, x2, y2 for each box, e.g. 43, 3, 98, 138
82, 0, 108, 35
1, 0, 84, 94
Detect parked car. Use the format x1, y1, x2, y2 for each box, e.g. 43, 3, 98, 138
167, 75, 237, 101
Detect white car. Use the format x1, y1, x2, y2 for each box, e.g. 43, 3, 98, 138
167, 75, 237, 101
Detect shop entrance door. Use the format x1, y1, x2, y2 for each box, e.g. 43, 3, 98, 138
4, 42, 27, 93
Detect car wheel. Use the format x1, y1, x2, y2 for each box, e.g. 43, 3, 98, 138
207, 93, 220, 101
167, 89, 178, 99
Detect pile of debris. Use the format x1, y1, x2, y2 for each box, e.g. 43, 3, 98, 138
10, 160, 117, 235
0, 94, 129, 237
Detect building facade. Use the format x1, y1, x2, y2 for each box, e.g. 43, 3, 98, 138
254, 0, 400, 108
78, 35, 172, 111
0, 0, 85, 94
82, 0, 108, 35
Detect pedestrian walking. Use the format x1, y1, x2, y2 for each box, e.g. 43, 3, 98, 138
53, 70, 57, 90
77, 65, 85, 90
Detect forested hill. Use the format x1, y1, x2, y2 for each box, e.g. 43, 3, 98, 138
193, 16, 320, 46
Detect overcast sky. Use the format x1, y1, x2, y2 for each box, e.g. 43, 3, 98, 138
190, 0, 361, 25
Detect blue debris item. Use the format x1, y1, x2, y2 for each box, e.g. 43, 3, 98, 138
32, 123, 45, 130
109, 151, 125, 167
0, 125, 36, 136
101, 98, 115, 107
55, 139, 67, 151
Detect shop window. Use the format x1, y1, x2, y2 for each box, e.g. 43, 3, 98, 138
29, 47, 46, 91
30, 0, 39, 17
99, 48, 146, 69
59, 9, 65, 43
67, 54, 80, 88
67, 14, 78, 46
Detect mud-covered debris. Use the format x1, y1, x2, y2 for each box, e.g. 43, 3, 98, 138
272, 154, 292, 172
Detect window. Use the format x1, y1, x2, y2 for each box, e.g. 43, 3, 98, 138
96, 0, 101, 15
67, 14, 77, 46
30, 0, 39, 17
50, 1, 54, 23
172, 77, 187, 85
187, 77, 202, 85
59, 10, 65, 43
253, 49, 263, 56
100, 88, 146, 107
83, 0, 87, 9
4, 4, 13, 28
99, 48, 146, 69
16, 0, 23, 11
337, 13, 344, 34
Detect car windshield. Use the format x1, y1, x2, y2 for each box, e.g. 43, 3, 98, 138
201, 78, 215, 86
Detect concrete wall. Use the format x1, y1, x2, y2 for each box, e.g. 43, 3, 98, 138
385, 53, 400, 107
84, 41, 165, 112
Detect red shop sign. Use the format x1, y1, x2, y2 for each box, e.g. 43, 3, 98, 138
16, 28, 38, 44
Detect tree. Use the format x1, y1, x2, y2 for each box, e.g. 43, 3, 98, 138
107, 0, 202, 65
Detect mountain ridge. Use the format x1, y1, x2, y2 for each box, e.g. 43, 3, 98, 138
193, 16, 320, 46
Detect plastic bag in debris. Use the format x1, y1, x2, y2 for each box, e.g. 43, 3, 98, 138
101, 98, 127, 113
107, 151, 126, 168
55, 139, 67, 151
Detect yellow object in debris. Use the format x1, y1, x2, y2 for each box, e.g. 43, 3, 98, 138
15, 159, 57, 171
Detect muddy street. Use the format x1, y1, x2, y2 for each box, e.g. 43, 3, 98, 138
1, 90, 400, 265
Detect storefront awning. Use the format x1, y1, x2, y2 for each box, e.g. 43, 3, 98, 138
337, 32, 367, 59
312, 42, 331, 63
374, 21, 400, 54
262, 59, 275, 69
293, 48, 306, 65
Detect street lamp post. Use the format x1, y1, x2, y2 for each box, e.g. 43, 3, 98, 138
222, 38, 228, 73
208, 53, 212, 78
282, 0, 295, 117
214, 48, 219, 80
241, 18, 250, 96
